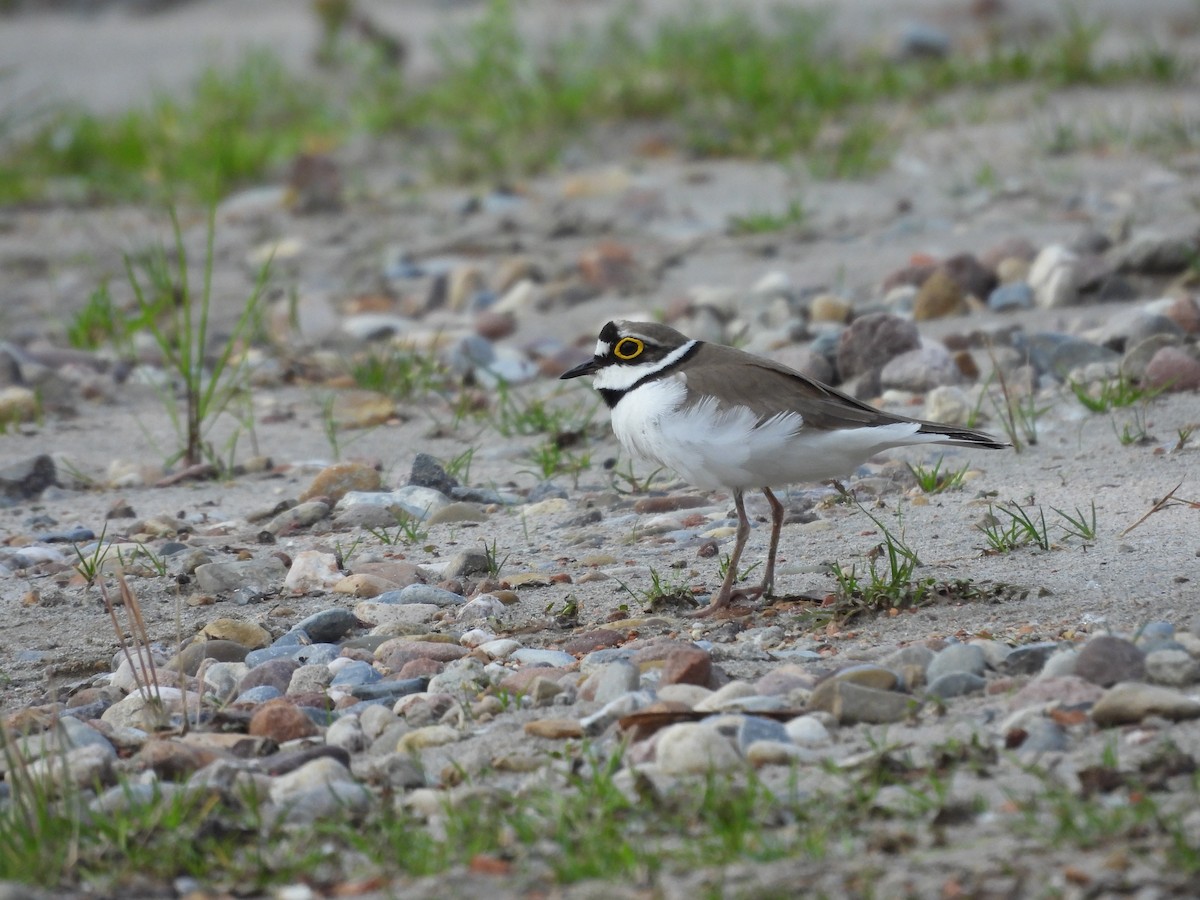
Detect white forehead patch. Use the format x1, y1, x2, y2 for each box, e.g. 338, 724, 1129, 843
594, 339, 611, 357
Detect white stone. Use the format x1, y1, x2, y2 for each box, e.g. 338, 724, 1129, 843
1028, 244, 1079, 309
656, 723, 743, 774
784, 714, 833, 747
477, 638, 522, 659
359, 602, 440, 629
325, 715, 366, 753
284, 550, 343, 594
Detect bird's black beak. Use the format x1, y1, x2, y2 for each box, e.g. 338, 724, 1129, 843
559, 357, 601, 380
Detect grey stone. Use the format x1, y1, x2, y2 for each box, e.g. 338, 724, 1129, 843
988, 282, 1034, 312
784, 715, 833, 746
1016, 718, 1069, 756
808, 680, 917, 725
293, 608, 359, 643
194, 556, 287, 595
882, 645, 934, 672
267, 756, 371, 826
263, 501, 329, 535
1137, 621, 1176, 645
1074, 635, 1145, 687
836, 313, 920, 382
407, 452, 457, 495
1002, 642, 1061, 676
330, 660, 381, 687
235, 685, 283, 704
1091, 681, 1200, 727
350, 678, 428, 702
969, 640, 1012, 669
240, 658, 301, 693
590, 661, 641, 703
442, 549, 492, 578
0, 454, 56, 503
378, 584, 464, 607
926, 643, 986, 682
1144, 648, 1200, 686
925, 672, 987, 700
426, 657, 490, 697
879, 344, 963, 393
287, 664, 331, 696
1040, 648, 1078, 678
511, 648, 576, 668
527, 481, 568, 503
709, 714, 790, 752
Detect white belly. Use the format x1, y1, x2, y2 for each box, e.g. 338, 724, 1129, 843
610, 377, 930, 489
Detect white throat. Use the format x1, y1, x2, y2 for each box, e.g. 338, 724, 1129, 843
592, 340, 698, 392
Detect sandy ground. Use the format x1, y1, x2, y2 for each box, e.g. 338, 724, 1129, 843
1, 1, 1200, 896
1, 0, 1198, 722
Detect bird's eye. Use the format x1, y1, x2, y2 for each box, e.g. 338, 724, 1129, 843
613, 337, 644, 360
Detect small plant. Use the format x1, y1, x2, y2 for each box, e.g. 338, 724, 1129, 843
978, 501, 1051, 553
127, 208, 270, 470
65, 281, 119, 349
492, 381, 599, 438
527, 441, 592, 485
718, 553, 762, 585
334, 534, 364, 568
117, 542, 170, 578
365, 512, 429, 546
350, 348, 448, 402
72, 523, 112, 587
607, 457, 665, 495
1053, 501, 1098, 542
442, 447, 475, 483
481, 538, 508, 578
728, 199, 807, 235
1069, 373, 1161, 412
1175, 424, 1196, 451
618, 566, 697, 610
827, 493, 934, 616
988, 362, 1049, 453
1112, 406, 1152, 445
906, 455, 969, 494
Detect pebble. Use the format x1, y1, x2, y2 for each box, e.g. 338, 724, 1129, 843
879, 343, 963, 392
511, 648, 577, 668
1073, 635, 1146, 687
926, 643, 986, 682
1028, 244, 1079, 308
784, 715, 833, 746
194, 557, 287, 595
376, 584, 465, 608
808, 681, 915, 725
1091, 682, 1200, 727
264, 501, 330, 535
925, 672, 987, 699
200, 619, 272, 649
836, 313, 920, 381
1144, 346, 1200, 392
912, 268, 964, 320
1001, 642, 1060, 676
988, 281, 1035, 312
655, 722, 743, 775
1144, 648, 1199, 686
288, 609, 355, 644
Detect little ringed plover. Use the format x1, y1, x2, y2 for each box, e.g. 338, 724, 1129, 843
561, 320, 1009, 617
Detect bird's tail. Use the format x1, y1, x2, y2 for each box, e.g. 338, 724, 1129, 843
917, 422, 1010, 449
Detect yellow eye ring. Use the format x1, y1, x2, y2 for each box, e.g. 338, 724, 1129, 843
613, 337, 644, 360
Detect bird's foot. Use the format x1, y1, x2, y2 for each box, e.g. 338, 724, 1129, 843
684, 585, 764, 618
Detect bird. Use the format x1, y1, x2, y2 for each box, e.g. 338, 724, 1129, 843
560, 319, 1009, 617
